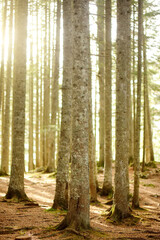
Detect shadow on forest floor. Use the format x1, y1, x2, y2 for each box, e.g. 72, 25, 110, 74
0, 163, 160, 239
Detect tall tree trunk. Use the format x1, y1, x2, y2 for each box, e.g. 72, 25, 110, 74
89, 29, 97, 203
48, 0, 61, 172
53, 0, 72, 210
43, 1, 50, 168
113, 0, 131, 220
142, 32, 154, 167
28, 41, 34, 171
0, 0, 7, 109
132, 2, 136, 164
132, 0, 143, 209
127, 0, 132, 164
36, 0, 40, 168
97, 0, 105, 167
6, 0, 29, 201
56, 0, 90, 230
101, 0, 113, 196
1, 0, 13, 174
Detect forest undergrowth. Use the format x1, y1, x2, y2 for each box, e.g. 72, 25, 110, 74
0, 163, 160, 240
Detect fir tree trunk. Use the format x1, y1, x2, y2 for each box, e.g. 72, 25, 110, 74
56, 0, 90, 230
1, 0, 13, 174
0, 0, 7, 109
6, 0, 29, 201
89, 35, 97, 203
113, 0, 131, 220
102, 0, 113, 196
132, 2, 136, 162
132, 0, 143, 209
48, 0, 61, 172
28, 41, 34, 171
97, 0, 105, 167
43, 1, 50, 168
36, 1, 40, 168
53, 0, 72, 210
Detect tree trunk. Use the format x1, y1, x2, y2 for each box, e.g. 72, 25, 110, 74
89, 32, 97, 203
142, 32, 154, 167
35, 0, 40, 168
132, 2, 136, 164
1, 0, 13, 174
56, 0, 90, 230
6, 0, 29, 201
113, 0, 131, 220
28, 41, 34, 171
43, 1, 50, 168
0, 0, 7, 109
101, 0, 113, 196
53, 0, 72, 210
48, 0, 61, 172
132, 0, 143, 209
97, 0, 105, 167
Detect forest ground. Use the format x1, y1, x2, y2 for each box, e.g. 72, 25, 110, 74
0, 163, 160, 240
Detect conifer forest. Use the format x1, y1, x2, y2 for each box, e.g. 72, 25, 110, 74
0, 0, 160, 239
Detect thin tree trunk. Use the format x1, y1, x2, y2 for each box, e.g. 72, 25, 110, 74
143, 32, 154, 165
97, 0, 105, 167
132, 0, 143, 209
53, 0, 72, 210
0, 0, 7, 109
1, 0, 13, 174
36, 0, 40, 168
132, 2, 136, 164
89, 32, 97, 203
28, 41, 34, 171
43, 1, 50, 168
48, 0, 61, 172
101, 0, 113, 196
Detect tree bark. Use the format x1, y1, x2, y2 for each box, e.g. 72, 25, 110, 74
1, 0, 13, 174
56, 0, 90, 230
53, 0, 72, 210
97, 0, 105, 167
0, 0, 7, 109
48, 0, 61, 172
6, 0, 29, 201
28, 41, 34, 171
132, 0, 143, 209
101, 0, 113, 196
114, 0, 131, 220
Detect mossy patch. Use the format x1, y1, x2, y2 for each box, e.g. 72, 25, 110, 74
146, 162, 157, 168
45, 207, 67, 216
143, 183, 155, 188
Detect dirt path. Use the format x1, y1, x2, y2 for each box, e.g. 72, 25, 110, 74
0, 164, 160, 239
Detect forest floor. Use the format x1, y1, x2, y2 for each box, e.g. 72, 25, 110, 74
0, 163, 160, 240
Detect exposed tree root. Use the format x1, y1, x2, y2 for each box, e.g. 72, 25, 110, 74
105, 205, 140, 225
0, 226, 35, 235
5, 188, 30, 202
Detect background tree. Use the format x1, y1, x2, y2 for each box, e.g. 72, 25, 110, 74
53, 0, 72, 210
97, 0, 105, 167
48, 0, 61, 172
1, 0, 13, 174
132, 0, 143, 209
101, 0, 113, 196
